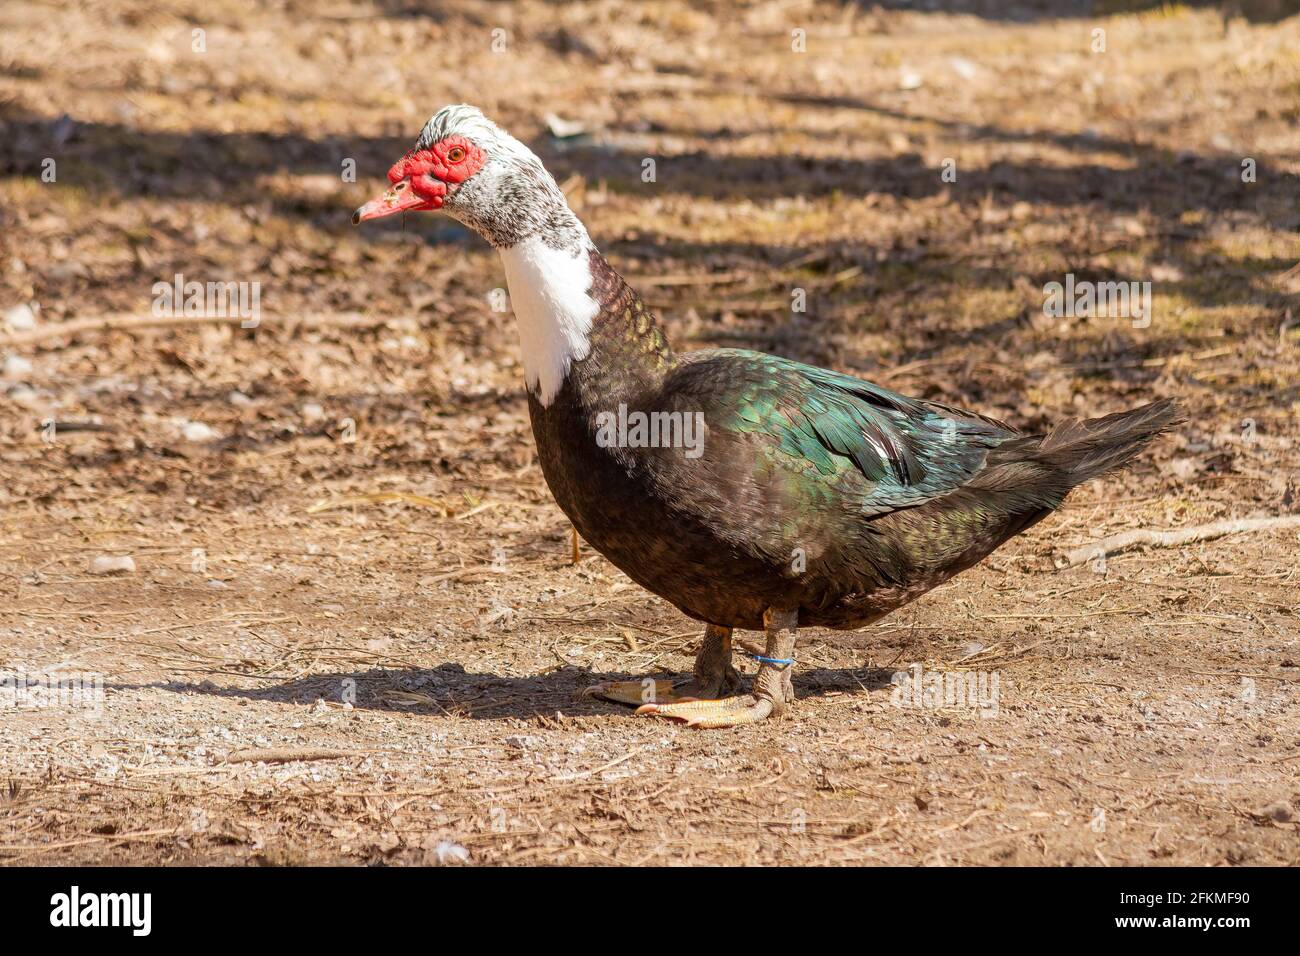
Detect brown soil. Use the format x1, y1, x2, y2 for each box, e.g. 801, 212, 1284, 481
1, 1, 1297, 866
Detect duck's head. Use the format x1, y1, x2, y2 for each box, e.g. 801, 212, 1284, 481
353, 104, 583, 250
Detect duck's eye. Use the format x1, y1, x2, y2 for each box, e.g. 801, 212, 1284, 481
393, 181, 407, 192
446, 146, 467, 163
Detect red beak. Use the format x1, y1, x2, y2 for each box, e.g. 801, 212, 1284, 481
352, 180, 436, 224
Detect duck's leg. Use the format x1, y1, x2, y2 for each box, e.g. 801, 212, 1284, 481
634, 607, 797, 728
584, 624, 744, 707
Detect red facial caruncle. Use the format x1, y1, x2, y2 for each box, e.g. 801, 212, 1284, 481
352, 135, 487, 224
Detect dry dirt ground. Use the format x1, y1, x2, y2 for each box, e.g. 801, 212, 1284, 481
1, 1, 1298, 866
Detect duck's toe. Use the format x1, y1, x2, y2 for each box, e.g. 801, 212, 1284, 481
582, 678, 701, 707
635, 694, 775, 728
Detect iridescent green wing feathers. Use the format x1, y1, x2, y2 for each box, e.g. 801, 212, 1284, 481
671, 350, 1018, 514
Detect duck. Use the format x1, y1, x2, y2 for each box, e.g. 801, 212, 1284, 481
354, 104, 1181, 728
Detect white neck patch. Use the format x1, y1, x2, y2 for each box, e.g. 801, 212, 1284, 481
499, 237, 599, 407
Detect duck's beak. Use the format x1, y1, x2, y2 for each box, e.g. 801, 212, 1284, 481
352, 180, 431, 224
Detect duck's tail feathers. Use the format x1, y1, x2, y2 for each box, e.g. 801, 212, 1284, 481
1034, 398, 1184, 485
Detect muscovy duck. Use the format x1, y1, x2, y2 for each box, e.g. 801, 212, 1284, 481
354, 105, 1181, 728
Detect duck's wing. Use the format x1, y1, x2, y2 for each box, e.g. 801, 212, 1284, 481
667, 349, 1020, 516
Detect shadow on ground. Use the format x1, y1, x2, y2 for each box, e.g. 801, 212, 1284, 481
5, 96, 1296, 236
115, 662, 899, 721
